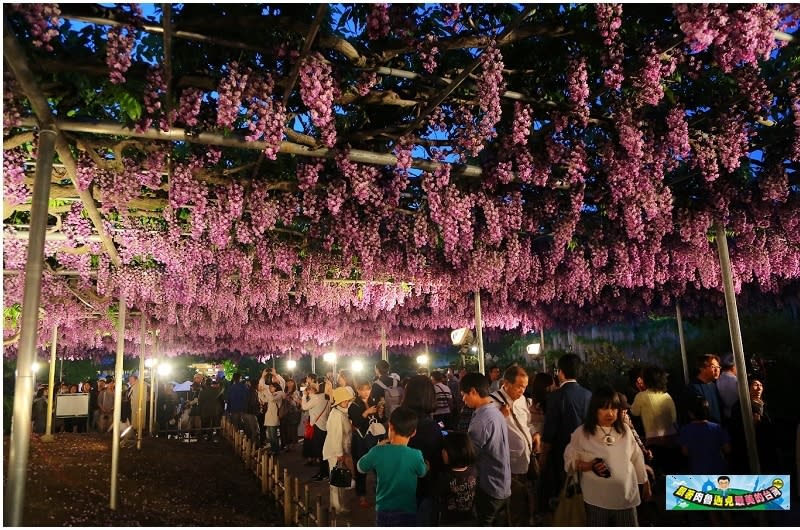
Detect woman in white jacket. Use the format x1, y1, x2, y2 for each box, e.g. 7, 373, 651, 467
564, 386, 651, 526
322, 386, 355, 516
258, 369, 285, 455
303, 383, 330, 477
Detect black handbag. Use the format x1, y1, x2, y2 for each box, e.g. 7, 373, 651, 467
329, 461, 353, 488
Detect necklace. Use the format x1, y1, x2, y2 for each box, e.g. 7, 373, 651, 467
599, 425, 615, 446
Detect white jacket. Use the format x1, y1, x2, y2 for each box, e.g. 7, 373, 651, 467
322, 406, 352, 461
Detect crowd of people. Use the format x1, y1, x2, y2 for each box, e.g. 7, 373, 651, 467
227, 353, 782, 527
31, 374, 150, 435
32, 351, 785, 526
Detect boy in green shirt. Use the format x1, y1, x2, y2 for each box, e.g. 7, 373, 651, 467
357, 406, 428, 526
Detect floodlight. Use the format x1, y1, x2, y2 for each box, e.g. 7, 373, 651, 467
526, 343, 542, 355
351, 359, 363, 373
323, 352, 337, 363
470, 345, 478, 353
31, 362, 40, 372
416, 354, 429, 366
157, 363, 172, 377
286, 359, 297, 371
451, 328, 474, 346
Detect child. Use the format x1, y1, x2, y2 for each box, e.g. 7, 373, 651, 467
679, 396, 732, 474
357, 406, 428, 527
438, 431, 477, 525
349, 381, 384, 508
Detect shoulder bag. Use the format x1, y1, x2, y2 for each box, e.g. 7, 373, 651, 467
553, 471, 585, 526
329, 460, 353, 488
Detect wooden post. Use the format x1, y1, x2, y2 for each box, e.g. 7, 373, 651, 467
304, 484, 311, 526
261, 454, 269, 495
316, 495, 324, 527
283, 468, 292, 524
293, 477, 300, 525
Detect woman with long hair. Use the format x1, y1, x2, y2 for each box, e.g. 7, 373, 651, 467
281, 378, 302, 451
401, 374, 443, 526
564, 386, 650, 526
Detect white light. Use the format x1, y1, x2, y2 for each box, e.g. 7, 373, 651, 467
470, 345, 478, 353
416, 354, 429, 366
323, 352, 337, 363
31, 362, 40, 372
145, 358, 157, 368
351, 360, 363, 373
526, 343, 541, 355
157, 363, 172, 377
286, 359, 297, 371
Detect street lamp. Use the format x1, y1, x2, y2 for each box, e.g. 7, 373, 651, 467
351, 359, 363, 374
416, 354, 429, 368
323, 351, 337, 377
157, 363, 171, 377
527, 343, 545, 372
286, 359, 297, 371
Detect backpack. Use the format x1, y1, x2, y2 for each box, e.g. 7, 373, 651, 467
434, 382, 452, 413
376, 378, 403, 418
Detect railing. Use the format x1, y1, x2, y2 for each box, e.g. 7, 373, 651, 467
221, 416, 350, 527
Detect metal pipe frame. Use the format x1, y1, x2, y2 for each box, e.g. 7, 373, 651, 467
474, 291, 485, 375
109, 295, 127, 510
41, 324, 58, 443
3, 127, 57, 526
714, 221, 760, 474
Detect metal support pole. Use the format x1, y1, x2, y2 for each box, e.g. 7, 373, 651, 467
474, 291, 485, 375
148, 334, 157, 435
311, 353, 316, 375
41, 325, 58, 442
676, 302, 689, 385
4, 127, 57, 527
136, 314, 146, 449
714, 221, 760, 474
110, 295, 127, 510
381, 326, 388, 362
540, 329, 547, 374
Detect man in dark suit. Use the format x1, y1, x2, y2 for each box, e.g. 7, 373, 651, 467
539, 353, 592, 514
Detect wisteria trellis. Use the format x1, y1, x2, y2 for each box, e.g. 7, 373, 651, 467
3, 3, 799, 360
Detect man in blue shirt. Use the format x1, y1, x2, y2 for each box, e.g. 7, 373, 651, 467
682, 354, 723, 425
460, 372, 511, 526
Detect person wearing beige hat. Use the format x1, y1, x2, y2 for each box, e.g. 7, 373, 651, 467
323, 386, 355, 516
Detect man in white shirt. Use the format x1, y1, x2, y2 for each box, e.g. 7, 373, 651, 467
716, 354, 738, 420
491, 364, 534, 526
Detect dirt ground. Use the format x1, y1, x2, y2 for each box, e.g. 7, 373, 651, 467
3, 433, 277, 526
